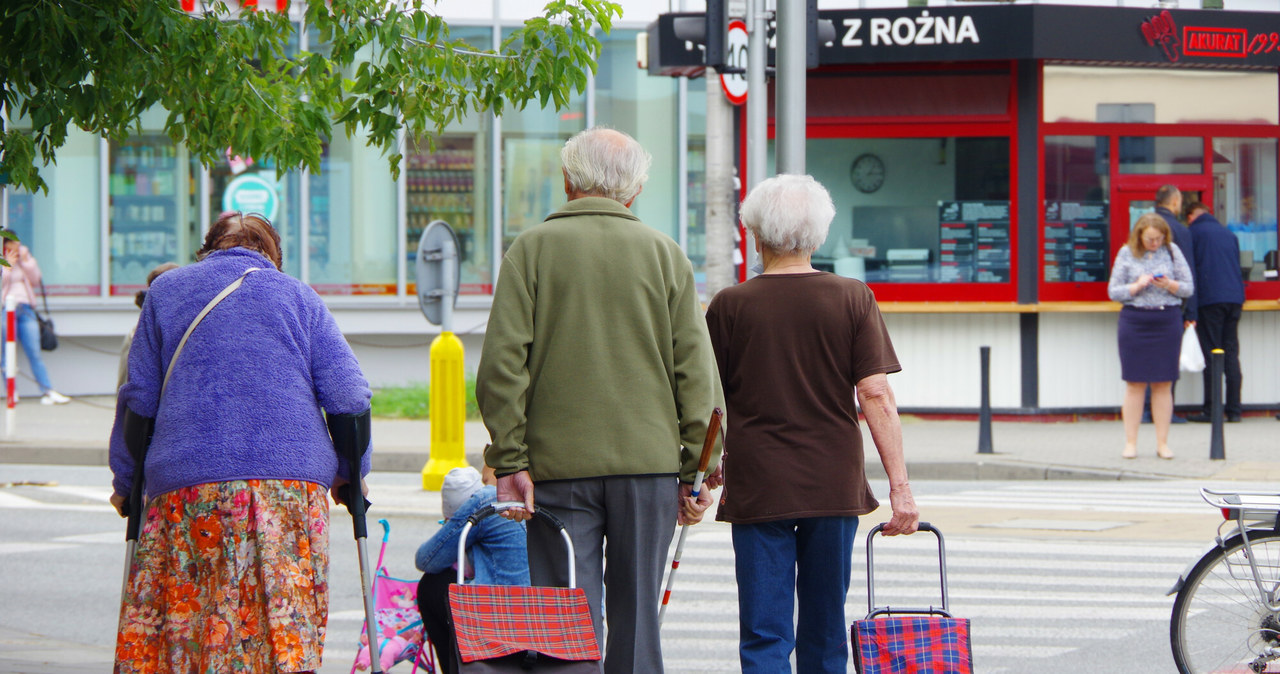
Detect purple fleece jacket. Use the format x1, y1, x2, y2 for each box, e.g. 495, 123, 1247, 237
109, 248, 372, 498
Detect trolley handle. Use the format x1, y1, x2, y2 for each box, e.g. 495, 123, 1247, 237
866, 521, 950, 618
457, 501, 576, 588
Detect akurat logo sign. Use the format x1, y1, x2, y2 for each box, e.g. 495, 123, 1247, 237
1142, 10, 1280, 62
1141, 10, 1181, 62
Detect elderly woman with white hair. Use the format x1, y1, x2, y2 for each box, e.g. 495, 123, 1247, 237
705, 174, 919, 674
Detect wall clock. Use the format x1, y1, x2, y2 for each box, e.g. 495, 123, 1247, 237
850, 153, 885, 194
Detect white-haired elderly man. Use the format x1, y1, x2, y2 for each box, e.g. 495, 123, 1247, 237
705, 174, 919, 674
477, 126, 723, 674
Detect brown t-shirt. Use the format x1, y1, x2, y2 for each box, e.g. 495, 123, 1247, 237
706, 272, 901, 524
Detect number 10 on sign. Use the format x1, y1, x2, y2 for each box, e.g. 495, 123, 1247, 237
721, 20, 749, 105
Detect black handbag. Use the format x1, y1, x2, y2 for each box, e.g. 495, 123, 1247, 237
37, 281, 57, 351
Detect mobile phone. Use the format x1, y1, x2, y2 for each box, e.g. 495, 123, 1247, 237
1153, 273, 1164, 279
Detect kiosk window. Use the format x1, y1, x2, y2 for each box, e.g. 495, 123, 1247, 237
807, 136, 1011, 284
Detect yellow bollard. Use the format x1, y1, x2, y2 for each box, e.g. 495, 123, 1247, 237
422, 331, 470, 490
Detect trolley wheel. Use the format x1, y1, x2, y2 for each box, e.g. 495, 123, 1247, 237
1171, 531, 1280, 674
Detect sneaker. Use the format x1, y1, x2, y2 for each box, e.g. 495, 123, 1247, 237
1170, 414, 1188, 424
1187, 413, 1212, 423
41, 391, 70, 405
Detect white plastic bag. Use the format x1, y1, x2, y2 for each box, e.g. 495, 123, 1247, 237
1180, 326, 1206, 373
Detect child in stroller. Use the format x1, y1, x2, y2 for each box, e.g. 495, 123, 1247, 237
415, 466, 530, 674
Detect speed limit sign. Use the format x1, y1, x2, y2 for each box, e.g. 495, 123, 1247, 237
720, 19, 748, 106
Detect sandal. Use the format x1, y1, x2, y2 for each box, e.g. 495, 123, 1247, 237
1123, 445, 1138, 459
1157, 446, 1174, 460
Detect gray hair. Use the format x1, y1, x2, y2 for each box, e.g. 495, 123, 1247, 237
560, 127, 651, 204
739, 174, 835, 255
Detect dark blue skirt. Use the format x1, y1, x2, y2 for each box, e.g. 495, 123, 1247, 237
1117, 305, 1182, 383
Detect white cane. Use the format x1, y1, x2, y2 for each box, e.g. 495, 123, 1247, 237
659, 407, 723, 625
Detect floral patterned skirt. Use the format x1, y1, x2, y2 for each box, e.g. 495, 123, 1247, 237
115, 479, 330, 674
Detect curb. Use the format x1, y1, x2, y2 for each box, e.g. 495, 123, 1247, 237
0, 445, 1176, 482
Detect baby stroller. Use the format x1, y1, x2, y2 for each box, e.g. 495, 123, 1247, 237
352, 519, 436, 674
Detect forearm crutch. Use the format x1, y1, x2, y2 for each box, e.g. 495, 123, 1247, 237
659, 407, 723, 626
120, 408, 154, 599
327, 410, 383, 674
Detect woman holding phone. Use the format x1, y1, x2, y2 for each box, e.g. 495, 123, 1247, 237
1107, 213, 1194, 460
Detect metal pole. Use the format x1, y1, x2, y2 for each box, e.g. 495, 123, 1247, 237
1209, 349, 1225, 461
775, 0, 805, 174
746, 0, 768, 190
978, 346, 993, 454
441, 236, 456, 334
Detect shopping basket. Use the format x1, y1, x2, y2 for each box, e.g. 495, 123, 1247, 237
851, 522, 973, 674
448, 503, 602, 673
351, 519, 435, 673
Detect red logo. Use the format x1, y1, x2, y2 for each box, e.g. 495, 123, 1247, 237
1183, 26, 1247, 58
1141, 10, 1181, 62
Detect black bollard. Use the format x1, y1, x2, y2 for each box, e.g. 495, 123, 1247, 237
978, 345, 993, 454
1209, 349, 1225, 461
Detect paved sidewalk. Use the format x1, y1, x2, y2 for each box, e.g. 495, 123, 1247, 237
1, 395, 1277, 482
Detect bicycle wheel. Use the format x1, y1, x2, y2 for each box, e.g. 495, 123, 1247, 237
1171, 531, 1280, 674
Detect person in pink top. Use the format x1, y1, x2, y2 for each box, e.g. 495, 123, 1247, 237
1, 233, 70, 405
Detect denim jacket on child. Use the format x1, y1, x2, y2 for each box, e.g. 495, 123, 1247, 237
415, 485, 530, 586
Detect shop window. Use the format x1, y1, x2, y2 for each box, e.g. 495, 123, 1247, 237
406, 132, 491, 295
1043, 66, 1279, 125
499, 28, 586, 253
1043, 136, 1109, 284
1119, 136, 1202, 175
108, 134, 201, 296
595, 28, 680, 241
307, 137, 398, 295
6, 129, 102, 296
686, 77, 708, 293
305, 25, 396, 295
806, 136, 1011, 284
1213, 138, 1278, 282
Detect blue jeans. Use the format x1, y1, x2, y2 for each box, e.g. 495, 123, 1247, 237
0, 303, 53, 392
733, 516, 859, 674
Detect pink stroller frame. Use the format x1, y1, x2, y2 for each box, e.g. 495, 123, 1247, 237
352, 519, 436, 673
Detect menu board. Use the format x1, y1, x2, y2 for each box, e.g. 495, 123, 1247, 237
1043, 202, 1110, 283
938, 201, 1011, 283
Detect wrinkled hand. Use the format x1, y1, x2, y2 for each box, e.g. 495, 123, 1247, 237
677, 482, 713, 526
330, 476, 368, 506
110, 492, 127, 518
497, 471, 535, 522
702, 462, 724, 490
879, 485, 919, 536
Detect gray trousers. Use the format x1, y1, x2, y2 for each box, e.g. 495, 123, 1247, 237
527, 475, 677, 674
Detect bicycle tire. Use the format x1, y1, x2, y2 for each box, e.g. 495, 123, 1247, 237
1171, 530, 1280, 674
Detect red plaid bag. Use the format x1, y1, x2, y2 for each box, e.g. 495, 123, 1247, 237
853, 523, 973, 674
447, 504, 603, 673
852, 615, 973, 674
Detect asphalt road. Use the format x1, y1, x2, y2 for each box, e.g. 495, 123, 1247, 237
0, 465, 1268, 673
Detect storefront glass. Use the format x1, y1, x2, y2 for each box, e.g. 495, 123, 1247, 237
1043, 136, 1110, 284
6, 128, 102, 296
108, 132, 201, 296
406, 27, 492, 295
499, 29, 585, 252
686, 78, 708, 292
595, 28, 680, 241
1213, 138, 1278, 281
308, 137, 398, 295
305, 30, 397, 295
1119, 136, 1202, 175
808, 136, 1011, 283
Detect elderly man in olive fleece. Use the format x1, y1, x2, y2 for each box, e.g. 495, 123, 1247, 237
477, 126, 723, 674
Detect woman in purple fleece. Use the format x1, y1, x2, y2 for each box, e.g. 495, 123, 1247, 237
108, 213, 372, 674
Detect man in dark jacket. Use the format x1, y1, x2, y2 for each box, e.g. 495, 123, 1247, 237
1144, 185, 1196, 423
1184, 202, 1245, 422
